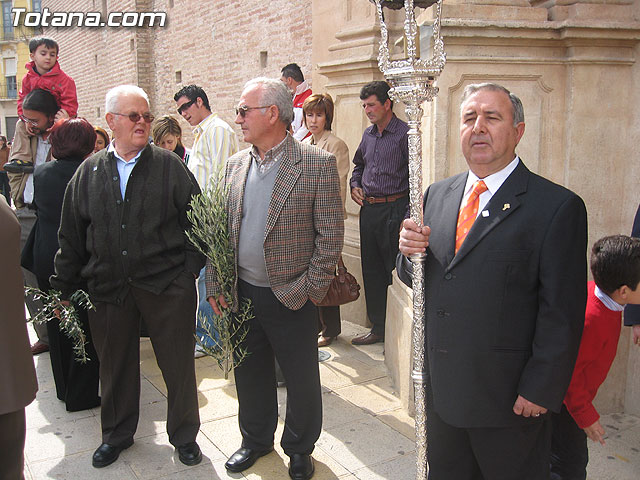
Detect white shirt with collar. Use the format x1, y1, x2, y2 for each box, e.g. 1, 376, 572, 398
108, 141, 144, 199
594, 285, 625, 312
459, 155, 520, 218
23, 135, 51, 205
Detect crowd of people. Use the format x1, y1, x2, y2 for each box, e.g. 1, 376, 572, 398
0, 34, 639, 480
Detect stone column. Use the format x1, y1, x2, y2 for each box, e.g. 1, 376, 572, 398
314, 0, 399, 330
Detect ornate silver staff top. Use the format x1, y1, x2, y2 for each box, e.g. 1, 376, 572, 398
370, 0, 446, 226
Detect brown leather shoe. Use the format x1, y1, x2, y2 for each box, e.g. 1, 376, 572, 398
317, 336, 335, 347
351, 332, 384, 345
31, 341, 49, 355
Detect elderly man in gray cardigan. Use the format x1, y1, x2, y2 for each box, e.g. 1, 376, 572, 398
52, 85, 204, 469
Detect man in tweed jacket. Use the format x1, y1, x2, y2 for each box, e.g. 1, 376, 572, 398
206, 77, 343, 480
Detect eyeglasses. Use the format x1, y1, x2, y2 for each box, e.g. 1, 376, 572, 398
19, 114, 39, 127
235, 105, 271, 117
177, 99, 196, 115
112, 112, 155, 123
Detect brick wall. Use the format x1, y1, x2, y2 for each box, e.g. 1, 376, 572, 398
42, 0, 313, 146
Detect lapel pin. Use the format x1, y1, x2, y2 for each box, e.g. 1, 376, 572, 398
93, 166, 98, 171
502, 203, 510, 211
481, 210, 489, 217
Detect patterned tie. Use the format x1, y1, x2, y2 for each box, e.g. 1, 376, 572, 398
455, 180, 488, 253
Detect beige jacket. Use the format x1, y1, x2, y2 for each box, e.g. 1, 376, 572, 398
304, 130, 349, 219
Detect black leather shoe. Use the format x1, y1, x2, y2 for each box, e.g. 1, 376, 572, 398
289, 453, 314, 480
177, 441, 202, 466
351, 332, 384, 345
225, 447, 273, 473
92, 441, 132, 468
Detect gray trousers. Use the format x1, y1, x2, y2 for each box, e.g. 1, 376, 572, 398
16, 206, 48, 344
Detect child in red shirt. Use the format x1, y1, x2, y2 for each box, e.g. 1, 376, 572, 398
4, 36, 77, 173
550, 234, 640, 480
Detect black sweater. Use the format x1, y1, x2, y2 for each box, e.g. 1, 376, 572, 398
51, 144, 204, 304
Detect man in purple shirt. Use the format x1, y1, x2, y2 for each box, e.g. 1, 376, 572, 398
350, 81, 409, 345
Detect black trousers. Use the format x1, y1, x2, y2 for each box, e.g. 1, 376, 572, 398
235, 279, 322, 456
88, 273, 199, 447
426, 408, 552, 480
318, 305, 341, 337
358, 196, 408, 336
37, 276, 101, 412
550, 405, 588, 480
0, 408, 26, 480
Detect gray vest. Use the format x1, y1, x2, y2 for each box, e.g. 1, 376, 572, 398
237, 158, 280, 287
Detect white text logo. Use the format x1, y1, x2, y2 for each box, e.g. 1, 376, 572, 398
12, 8, 167, 28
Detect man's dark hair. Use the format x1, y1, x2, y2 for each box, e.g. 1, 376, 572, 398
281, 63, 304, 83
173, 85, 210, 111
49, 118, 96, 159
360, 81, 393, 109
590, 235, 640, 295
29, 36, 59, 54
22, 89, 59, 117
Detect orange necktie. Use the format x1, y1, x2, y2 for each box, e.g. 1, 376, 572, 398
455, 180, 488, 253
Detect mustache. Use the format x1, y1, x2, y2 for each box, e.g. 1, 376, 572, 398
470, 136, 490, 144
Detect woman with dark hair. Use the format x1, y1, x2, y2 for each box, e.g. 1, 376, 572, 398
302, 93, 350, 347
152, 115, 190, 163
22, 118, 100, 411
0, 135, 10, 204
94, 126, 110, 153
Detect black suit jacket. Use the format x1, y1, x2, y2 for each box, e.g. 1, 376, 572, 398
398, 160, 587, 428
21, 157, 83, 280
624, 203, 640, 326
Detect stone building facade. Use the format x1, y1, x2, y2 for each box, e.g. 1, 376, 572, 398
42, 0, 640, 418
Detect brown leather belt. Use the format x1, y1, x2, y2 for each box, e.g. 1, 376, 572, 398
364, 191, 408, 205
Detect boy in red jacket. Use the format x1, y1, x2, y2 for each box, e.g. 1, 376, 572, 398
4, 36, 77, 173
550, 234, 640, 480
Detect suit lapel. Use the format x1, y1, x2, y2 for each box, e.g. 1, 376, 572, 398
448, 161, 529, 269
264, 138, 302, 239
229, 152, 252, 251
430, 174, 466, 267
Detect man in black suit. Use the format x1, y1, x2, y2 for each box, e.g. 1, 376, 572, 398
398, 83, 587, 479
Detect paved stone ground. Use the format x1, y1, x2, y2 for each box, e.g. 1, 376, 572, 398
22, 322, 640, 479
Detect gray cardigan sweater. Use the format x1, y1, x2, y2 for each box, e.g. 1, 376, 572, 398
51, 144, 204, 305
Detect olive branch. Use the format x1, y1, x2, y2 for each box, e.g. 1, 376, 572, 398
186, 171, 251, 379
25, 287, 94, 363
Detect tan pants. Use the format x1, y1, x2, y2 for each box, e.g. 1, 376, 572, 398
10, 120, 32, 163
